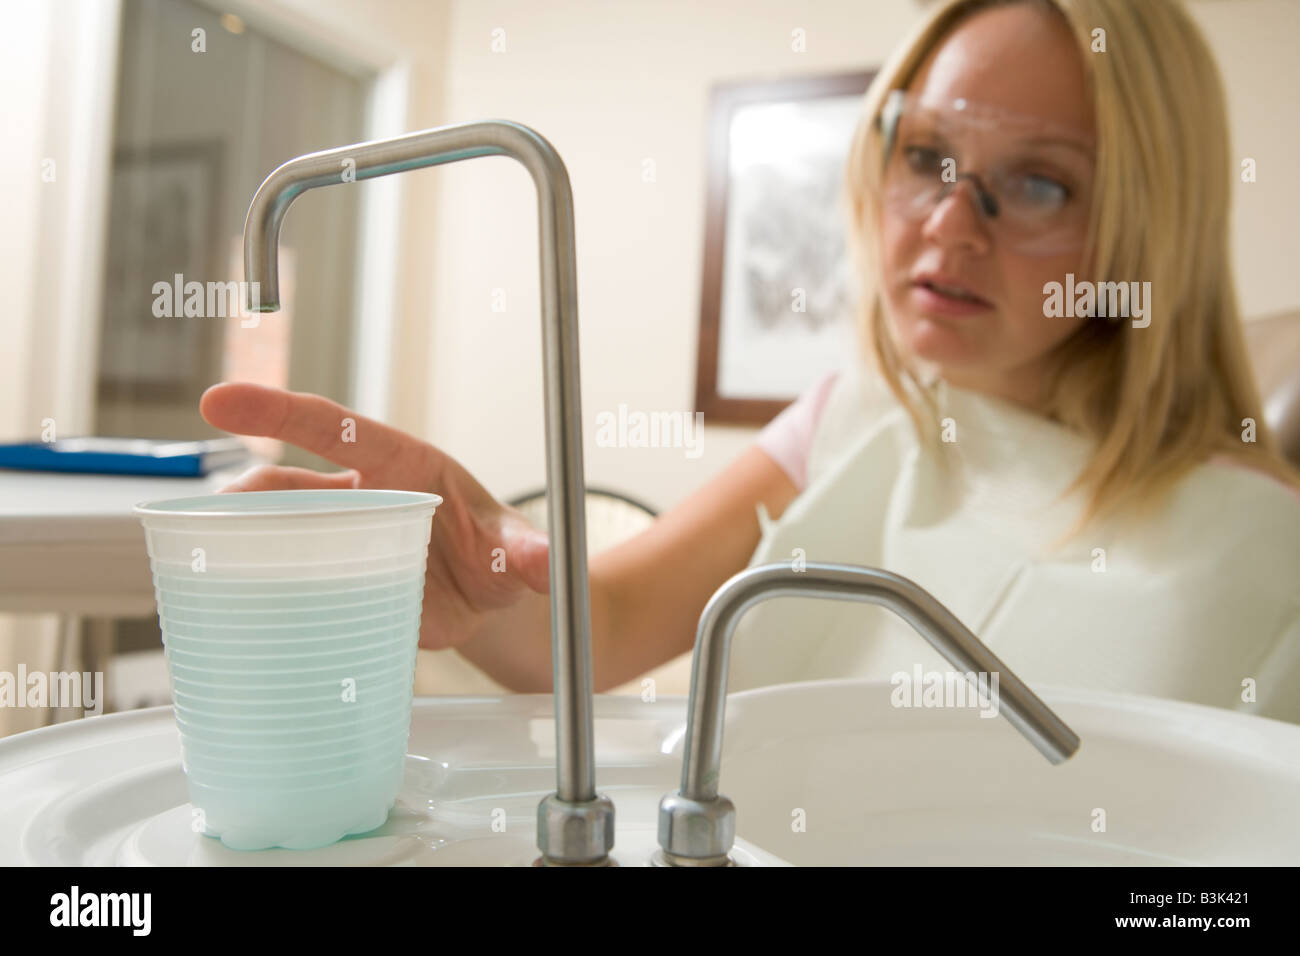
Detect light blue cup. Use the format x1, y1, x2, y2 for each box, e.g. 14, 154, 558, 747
135, 489, 440, 851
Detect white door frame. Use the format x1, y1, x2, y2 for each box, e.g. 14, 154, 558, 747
192, 0, 417, 421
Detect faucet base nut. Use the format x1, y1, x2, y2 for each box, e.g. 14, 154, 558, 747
536, 792, 615, 865
657, 790, 736, 862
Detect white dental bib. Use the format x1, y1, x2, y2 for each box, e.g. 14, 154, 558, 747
729, 362, 1300, 724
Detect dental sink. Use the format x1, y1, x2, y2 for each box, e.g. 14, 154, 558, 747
0, 693, 785, 866
718, 679, 1300, 866
2, 678, 1295, 865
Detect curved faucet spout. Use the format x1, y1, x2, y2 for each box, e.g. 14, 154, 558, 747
243, 120, 611, 866
657, 562, 1081, 865
244, 120, 573, 313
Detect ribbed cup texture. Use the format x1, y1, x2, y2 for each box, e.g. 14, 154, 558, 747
136, 490, 438, 850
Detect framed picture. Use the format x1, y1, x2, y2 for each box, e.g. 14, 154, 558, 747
98, 141, 224, 401
694, 71, 876, 425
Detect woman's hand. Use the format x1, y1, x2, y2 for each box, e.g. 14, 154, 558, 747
199, 383, 551, 653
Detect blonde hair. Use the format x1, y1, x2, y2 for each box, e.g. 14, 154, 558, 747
842, 0, 1300, 534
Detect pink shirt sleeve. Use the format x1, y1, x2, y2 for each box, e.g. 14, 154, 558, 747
754, 370, 840, 491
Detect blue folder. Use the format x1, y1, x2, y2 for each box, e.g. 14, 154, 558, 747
0, 437, 251, 477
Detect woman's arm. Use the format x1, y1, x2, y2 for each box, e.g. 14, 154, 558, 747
458, 444, 800, 692
199, 380, 807, 695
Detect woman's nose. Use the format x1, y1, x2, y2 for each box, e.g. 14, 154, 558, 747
919, 178, 993, 255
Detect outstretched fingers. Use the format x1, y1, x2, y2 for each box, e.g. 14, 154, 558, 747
201, 382, 431, 483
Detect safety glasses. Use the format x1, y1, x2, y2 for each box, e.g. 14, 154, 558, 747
878, 89, 1096, 256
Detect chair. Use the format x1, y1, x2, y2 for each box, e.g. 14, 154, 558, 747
506, 486, 658, 553
1241, 309, 1300, 468
412, 486, 681, 696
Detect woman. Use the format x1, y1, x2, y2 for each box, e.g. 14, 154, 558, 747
201, 0, 1300, 720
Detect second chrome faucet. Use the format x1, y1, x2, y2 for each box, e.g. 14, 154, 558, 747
654, 562, 1081, 866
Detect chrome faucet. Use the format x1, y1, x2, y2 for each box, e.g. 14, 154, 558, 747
242, 120, 614, 866
655, 562, 1081, 866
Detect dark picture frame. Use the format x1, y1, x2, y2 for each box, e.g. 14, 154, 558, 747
694, 70, 877, 425
98, 140, 225, 403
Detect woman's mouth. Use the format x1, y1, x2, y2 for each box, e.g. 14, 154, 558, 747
910, 277, 994, 317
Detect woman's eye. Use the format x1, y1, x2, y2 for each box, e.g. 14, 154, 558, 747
902, 145, 945, 175
1008, 173, 1070, 209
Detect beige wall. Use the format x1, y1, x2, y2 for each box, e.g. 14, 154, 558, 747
416, 0, 920, 512
1187, 0, 1300, 320
409, 0, 1300, 516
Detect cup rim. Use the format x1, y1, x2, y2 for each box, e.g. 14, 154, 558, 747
134, 488, 442, 519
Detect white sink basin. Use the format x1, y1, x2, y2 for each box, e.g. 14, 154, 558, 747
718, 679, 1300, 865
2, 679, 1295, 865
0, 693, 785, 866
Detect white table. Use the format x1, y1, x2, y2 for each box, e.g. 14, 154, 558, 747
0, 465, 254, 615
0, 464, 693, 701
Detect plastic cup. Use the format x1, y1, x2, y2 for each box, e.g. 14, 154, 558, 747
178, 716, 412, 760
136, 488, 440, 850
183, 749, 407, 786
162, 630, 416, 662
163, 651, 414, 682
173, 710, 413, 747
165, 661, 414, 696
155, 577, 426, 614
160, 605, 418, 637
170, 695, 412, 726
169, 671, 416, 709
170, 693, 413, 727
